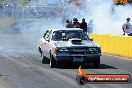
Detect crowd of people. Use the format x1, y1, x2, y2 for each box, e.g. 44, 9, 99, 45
65, 18, 88, 34
65, 17, 132, 36
122, 18, 132, 36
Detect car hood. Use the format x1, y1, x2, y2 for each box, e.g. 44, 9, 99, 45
52, 40, 100, 48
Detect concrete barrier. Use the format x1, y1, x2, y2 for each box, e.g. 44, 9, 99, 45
89, 34, 132, 58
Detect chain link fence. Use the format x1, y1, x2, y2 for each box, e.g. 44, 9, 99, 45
0, 5, 68, 19
0, 0, 84, 33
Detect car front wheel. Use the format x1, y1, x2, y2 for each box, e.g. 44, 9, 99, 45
41, 55, 48, 64
50, 56, 56, 68
93, 57, 100, 68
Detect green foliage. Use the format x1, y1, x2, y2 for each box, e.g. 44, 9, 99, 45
0, 0, 8, 3
16, 0, 32, 6
0, 0, 32, 6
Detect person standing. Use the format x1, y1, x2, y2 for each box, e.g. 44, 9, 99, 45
87, 19, 95, 34
65, 19, 69, 27
122, 18, 132, 36
66, 20, 74, 28
73, 18, 80, 28
80, 18, 87, 34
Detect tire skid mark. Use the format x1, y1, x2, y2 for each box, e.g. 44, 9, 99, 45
2, 52, 35, 68
36, 67, 79, 88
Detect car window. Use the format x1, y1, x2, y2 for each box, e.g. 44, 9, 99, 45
52, 30, 88, 41
43, 30, 49, 38
47, 30, 52, 41
52, 31, 62, 41
44, 30, 52, 41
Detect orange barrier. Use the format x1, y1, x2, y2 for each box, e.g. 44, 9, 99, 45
89, 34, 132, 58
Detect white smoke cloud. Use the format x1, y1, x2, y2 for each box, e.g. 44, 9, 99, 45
2, 0, 131, 36
86, 0, 132, 35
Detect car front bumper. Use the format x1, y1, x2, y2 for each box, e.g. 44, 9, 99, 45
53, 54, 101, 63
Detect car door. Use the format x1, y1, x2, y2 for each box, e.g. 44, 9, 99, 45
41, 30, 49, 57
44, 30, 52, 59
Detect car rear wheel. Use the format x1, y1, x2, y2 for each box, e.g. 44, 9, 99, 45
76, 75, 86, 85
93, 57, 100, 68
50, 56, 56, 68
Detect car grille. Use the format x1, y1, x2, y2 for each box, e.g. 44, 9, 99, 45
67, 47, 100, 55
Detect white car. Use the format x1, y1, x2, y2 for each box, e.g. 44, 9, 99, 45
38, 28, 101, 68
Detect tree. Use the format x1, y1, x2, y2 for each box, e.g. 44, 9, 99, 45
0, 0, 32, 6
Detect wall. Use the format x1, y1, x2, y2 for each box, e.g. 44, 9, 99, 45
89, 34, 132, 58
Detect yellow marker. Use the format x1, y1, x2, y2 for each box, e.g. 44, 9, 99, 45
114, 0, 127, 5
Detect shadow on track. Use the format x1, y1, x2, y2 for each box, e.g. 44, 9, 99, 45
99, 64, 117, 69
56, 63, 117, 69
42, 60, 117, 69
41, 56, 117, 69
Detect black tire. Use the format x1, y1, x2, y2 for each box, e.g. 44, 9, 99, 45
42, 55, 47, 64
76, 75, 86, 85
50, 56, 56, 68
93, 57, 100, 68
38, 47, 42, 57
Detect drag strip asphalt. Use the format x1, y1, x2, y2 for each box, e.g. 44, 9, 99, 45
0, 34, 132, 88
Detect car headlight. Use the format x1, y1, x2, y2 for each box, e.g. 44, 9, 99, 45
88, 48, 101, 54
51, 48, 57, 54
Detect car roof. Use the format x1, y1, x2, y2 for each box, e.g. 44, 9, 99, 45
48, 28, 83, 32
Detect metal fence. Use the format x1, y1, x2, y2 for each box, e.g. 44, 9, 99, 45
0, 5, 71, 20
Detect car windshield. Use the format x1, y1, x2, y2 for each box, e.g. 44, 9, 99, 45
52, 30, 88, 41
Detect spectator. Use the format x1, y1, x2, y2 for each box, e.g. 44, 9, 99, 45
73, 18, 80, 28
80, 18, 87, 34
66, 20, 74, 28
65, 19, 69, 27
66, 19, 70, 23
73, 18, 77, 25
75, 22, 80, 28
122, 18, 132, 36
87, 19, 95, 34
